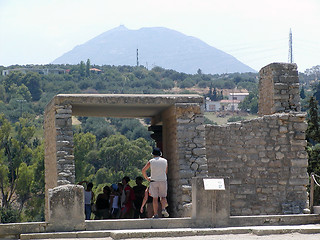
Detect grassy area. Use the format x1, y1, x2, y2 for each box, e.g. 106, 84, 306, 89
204, 112, 258, 125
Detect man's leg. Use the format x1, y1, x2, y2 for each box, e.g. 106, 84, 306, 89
152, 197, 159, 217
160, 197, 169, 217
160, 197, 168, 209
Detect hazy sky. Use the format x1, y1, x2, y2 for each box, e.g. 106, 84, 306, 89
0, 0, 319, 72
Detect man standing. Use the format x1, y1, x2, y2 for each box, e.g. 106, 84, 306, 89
142, 147, 169, 218
133, 176, 147, 218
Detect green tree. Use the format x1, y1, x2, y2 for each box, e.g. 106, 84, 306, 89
15, 162, 33, 211
306, 96, 320, 144
79, 61, 86, 77
86, 59, 91, 77
74, 132, 96, 182
300, 86, 306, 99
239, 91, 258, 114
23, 72, 42, 101
98, 135, 151, 176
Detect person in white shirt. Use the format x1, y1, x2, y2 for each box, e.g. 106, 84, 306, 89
142, 147, 169, 218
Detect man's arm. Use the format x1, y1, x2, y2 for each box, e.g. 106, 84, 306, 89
142, 161, 151, 181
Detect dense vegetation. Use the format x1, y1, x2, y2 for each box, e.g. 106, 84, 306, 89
0, 61, 320, 222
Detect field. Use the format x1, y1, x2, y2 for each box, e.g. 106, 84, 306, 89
204, 111, 258, 125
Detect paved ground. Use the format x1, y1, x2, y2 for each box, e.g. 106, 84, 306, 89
36, 233, 320, 240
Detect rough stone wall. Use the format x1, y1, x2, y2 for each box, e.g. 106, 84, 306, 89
259, 63, 300, 116
161, 103, 207, 217
54, 105, 75, 186
176, 103, 208, 217
206, 113, 308, 215
44, 104, 75, 221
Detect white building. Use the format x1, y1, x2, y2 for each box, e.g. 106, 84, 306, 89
206, 92, 249, 112
228, 92, 249, 102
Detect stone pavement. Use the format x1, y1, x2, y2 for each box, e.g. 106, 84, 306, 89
19, 224, 320, 240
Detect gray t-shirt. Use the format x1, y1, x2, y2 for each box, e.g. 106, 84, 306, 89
150, 156, 167, 181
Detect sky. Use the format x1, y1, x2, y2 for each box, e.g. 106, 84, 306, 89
0, 0, 319, 72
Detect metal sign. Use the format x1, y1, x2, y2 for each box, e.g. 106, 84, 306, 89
203, 178, 225, 190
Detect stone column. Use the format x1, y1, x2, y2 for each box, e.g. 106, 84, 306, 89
162, 103, 208, 217
44, 104, 75, 221
192, 177, 230, 227
259, 63, 300, 116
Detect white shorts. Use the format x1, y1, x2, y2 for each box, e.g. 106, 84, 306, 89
149, 181, 167, 198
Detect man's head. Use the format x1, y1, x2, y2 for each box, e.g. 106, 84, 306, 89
136, 176, 143, 185
152, 147, 162, 156
87, 182, 93, 191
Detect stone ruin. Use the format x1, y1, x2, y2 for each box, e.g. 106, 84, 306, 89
44, 62, 308, 227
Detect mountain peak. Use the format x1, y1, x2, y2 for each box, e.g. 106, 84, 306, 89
52, 26, 255, 74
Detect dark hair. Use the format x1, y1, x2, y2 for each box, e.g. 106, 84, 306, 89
122, 176, 130, 183
152, 147, 161, 156
136, 176, 143, 182
87, 182, 93, 190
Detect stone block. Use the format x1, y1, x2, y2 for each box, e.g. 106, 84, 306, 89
192, 177, 230, 227
48, 184, 85, 232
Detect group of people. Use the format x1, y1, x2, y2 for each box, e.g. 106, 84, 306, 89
79, 147, 169, 220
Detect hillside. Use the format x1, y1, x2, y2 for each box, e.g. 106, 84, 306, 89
52, 25, 256, 74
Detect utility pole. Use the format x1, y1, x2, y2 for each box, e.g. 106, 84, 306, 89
136, 48, 139, 67
288, 28, 293, 63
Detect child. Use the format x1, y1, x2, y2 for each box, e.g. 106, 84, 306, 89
109, 183, 120, 218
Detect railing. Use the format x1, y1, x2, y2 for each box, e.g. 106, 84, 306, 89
310, 172, 320, 213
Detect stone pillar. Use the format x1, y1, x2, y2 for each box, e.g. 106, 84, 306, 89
259, 63, 300, 116
47, 184, 85, 232
44, 104, 75, 221
161, 102, 207, 218
192, 177, 230, 227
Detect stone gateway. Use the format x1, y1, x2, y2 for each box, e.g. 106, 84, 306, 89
44, 63, 308, 223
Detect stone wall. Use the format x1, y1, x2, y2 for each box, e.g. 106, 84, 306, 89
44, 103, 75, 221
259, 63, 300, 116
161, 103, 207, 217
206, 113, 308, 215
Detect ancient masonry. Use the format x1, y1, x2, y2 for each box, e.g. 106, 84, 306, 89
206, 63, 308, 215
44, 95, 207, 219
44, 62, 308, 220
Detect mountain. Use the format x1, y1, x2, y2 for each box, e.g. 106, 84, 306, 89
52, 25, 256, 74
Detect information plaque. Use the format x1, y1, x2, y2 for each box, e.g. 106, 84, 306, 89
203, 178, 225, 190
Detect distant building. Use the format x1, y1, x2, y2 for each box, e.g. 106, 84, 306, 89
2, 68, 65, 76
220, 99, 241, 111
89, 68, 102, 74
206, 92, 249, 112
228, 92, 249, 101
205, 99, 221, 111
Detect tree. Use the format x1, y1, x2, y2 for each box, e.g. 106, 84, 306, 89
239, 90, 258, 114
79, 61, 86, 77
98, 135, 151, 176
74, 132, 96, 182
86, 59, 91, 77
23, 72, 42, 101
306, 96, 320, 144
0, 115, 35, 211
300, 86, 306, 99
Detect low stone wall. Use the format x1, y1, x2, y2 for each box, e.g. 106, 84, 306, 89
206, 112, 308, 215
